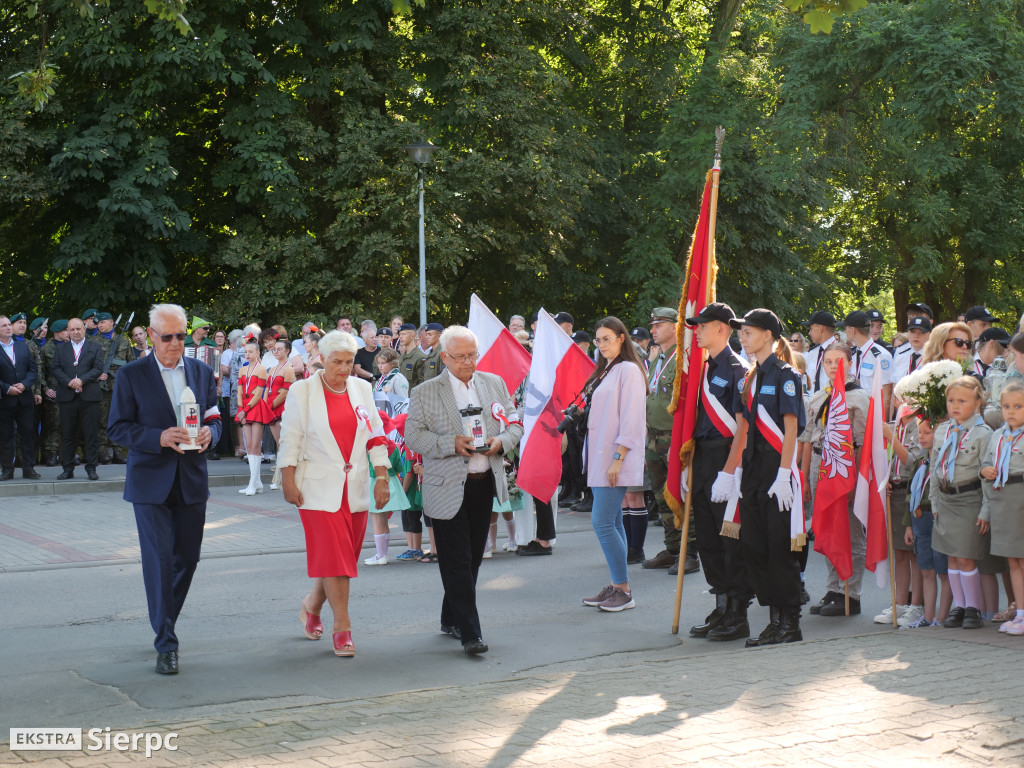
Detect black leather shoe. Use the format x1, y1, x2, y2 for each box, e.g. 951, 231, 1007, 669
516, 540, 552, 556
57, 470, 74, 480
22, 468, 41, 479
820, 597, 860, 617
0, 470, 14, 481
961, 606, 983, 629
440, 624, 462, 640
642, 550, 676, 570
942, 607, 965, 628
571, 496, 593, 513
207, 452, 220, 461
87, 469, 99, 481
626, 547, 646, 565
809, 591, 841, 615
463, 639, 488, 656
155, 650, 179, 675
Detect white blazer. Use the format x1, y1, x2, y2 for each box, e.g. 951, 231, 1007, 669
278, 373, 389, 513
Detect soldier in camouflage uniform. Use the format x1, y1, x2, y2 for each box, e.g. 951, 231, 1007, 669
641, 307, 699, 576
397, 323, 426, 390
39, 319, 68, 466
93, 311, 133, 463
416, 322, 445, 384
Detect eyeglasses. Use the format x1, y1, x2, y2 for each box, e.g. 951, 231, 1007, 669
446, 353, 478, 364
593, 337, 618, 346
946, 337, 971, 349
790, 337, 802, 343
152, 331, 187, 343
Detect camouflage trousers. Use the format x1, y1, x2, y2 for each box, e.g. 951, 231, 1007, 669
646, 427, 696, 555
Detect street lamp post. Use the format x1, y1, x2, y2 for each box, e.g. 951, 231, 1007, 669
402, 140, 438, 327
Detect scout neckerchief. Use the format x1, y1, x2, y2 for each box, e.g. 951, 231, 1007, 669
649, 346, 676, 394
972, 357, 987, 377
700, 358, 737, 438
937, 415, 986, 483
375, 368, 397, 392
994, 424, 1024, 489
909, 459, 931, 514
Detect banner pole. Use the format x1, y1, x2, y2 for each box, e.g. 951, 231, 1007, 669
886, 492, 898, 627
671, 452, 697, 634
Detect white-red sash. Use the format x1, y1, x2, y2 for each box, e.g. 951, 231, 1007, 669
701, 370, 737, 439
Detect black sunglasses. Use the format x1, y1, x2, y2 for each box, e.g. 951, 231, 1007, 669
153, 332, 188, 343
946, 338, 971, 349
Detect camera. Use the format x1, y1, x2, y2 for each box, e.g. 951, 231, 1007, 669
556, 401, 590, 434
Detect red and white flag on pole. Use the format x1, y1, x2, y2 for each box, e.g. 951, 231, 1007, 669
811, 357, 857, 581
853, 362, 890, 586
516, 309, 595, 502
468, 293, 533, 396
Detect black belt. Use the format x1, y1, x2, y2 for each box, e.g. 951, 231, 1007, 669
939, 479, 982, 496
999, 475, 1024, 487
890, 479, 908, 490
812, 444, 860, 456
466, 471, 491, 481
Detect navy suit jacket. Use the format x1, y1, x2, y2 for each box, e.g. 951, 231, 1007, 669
108, 352, 222, 505
0, 340, 38, 408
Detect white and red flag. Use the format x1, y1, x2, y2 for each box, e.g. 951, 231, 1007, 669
853, 363, 890, 586
468, 293, 533, 397
516, 309, 595, 502
811, 357, 856, 581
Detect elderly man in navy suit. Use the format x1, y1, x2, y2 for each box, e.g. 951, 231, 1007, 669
0, 314, 41, 480
108, 304, 222, 675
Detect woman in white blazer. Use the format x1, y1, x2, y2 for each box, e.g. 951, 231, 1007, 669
279, 331, 390, 658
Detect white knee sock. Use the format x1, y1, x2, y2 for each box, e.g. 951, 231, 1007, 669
960, 569, 981, 609
947, 570, 965, 607
374, 533, 390, 559
505, 518, 517, 548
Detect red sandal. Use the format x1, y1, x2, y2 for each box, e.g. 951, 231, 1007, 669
300, 606, 323, 640
333, 630, 355, 657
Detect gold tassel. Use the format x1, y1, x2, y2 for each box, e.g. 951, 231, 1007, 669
790, 533, 807, 552
720, 521, 741, 539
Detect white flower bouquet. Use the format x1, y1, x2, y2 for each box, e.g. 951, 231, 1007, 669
893, 360, 966, 424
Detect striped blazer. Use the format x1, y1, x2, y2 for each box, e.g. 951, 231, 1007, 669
405, 371, 523, 520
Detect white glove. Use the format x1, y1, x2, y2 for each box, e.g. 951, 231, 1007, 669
680, 467, 689, 495
710, 471, 734, 503
733, 468, 743, 499
767, 468, 794, 511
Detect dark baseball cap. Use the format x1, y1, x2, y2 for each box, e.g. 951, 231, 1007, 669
964, 306, 997, 323
907, 316, 933, 332
399, 323, 417, 332
686, 302, 736, 326
729, 308, 784, 338
801, 310, 836, 328
553, 312, 574, 325
865, 309, 885, 323
978, 327, 1011, 345
905, 302, 934, 320
842, 311, 870, 329
571, 330, 591, 343
424, 322, 444, 332
630, 326, 651, 340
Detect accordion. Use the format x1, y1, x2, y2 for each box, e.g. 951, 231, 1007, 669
185, 345, 222, 380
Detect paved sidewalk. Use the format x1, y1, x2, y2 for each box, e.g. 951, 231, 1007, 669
4, 631, 1023, 767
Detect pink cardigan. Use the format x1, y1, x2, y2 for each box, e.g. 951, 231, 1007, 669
586, 361, 648, 488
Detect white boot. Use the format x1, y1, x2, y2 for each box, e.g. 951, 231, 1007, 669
240, 455, 263, 496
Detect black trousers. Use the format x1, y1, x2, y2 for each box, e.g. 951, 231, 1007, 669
739, 447, 802, 610
533, 497, 556, 541
59, 397, 100, 472
692, 438, 750, 600
561, 427, 586, 496
430, 475, 495, 643
0, 403, 36, 472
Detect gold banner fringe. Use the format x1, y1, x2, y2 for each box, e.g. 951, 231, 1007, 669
720, 521, 741, 540
791, 533, 807, 552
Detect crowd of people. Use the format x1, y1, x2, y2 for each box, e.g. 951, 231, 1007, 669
5, 297, 1024, 671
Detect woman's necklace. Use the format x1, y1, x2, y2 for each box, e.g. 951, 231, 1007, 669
321, 373, 348, 395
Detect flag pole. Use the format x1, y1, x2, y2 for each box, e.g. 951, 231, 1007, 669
885, 492, 898, 627
671, 453, 696, 634
845, 581, 850, 616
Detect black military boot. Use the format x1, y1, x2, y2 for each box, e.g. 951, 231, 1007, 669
745, 606, 781, 648
766, 608, 803, 645
708, 597, 751, 642
689, 594, 728, 638
44, 452, 59, 467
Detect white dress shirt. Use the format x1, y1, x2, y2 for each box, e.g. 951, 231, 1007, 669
447, 370, 489, 472
1, 338, 14, 364
155, 355, 187, 409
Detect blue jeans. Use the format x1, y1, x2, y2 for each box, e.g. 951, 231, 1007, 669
592, 486, 629, 585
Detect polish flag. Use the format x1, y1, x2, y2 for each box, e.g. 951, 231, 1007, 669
468, 293, 533, 396
516, 309, 595, 502
853, 362, 890, 587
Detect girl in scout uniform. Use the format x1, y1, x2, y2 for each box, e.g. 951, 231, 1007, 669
716, 309, 806, 647
980, 382, 1024, 635
930, 376, 992, 629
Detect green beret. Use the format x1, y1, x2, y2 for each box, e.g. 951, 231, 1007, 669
51, 319, 68, 332
82, 308, 98, 320
94, 311, 114, 322
650, 306, 679, 324
10, 312, 26, 323
29, 317, 47, 331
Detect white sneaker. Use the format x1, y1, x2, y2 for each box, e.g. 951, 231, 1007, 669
503, 542, 518, 553
363, 554, 388, 566
897, 605, 925, 628
482, 549, 493, 559
1000, 616, 1024, 633
270, 482, 280, 490
874, 605, 908, 624
1006, 619, 1024, 636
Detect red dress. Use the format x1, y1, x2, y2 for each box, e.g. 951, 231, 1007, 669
265, 365, 291, 422
299, 389, 368, 578
236, 368, 273, 424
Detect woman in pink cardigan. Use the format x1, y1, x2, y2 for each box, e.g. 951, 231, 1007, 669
580, 317, 649, 612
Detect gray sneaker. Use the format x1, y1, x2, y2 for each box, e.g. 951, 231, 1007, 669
598, 588, 635, 612
583, 585, 615, 606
